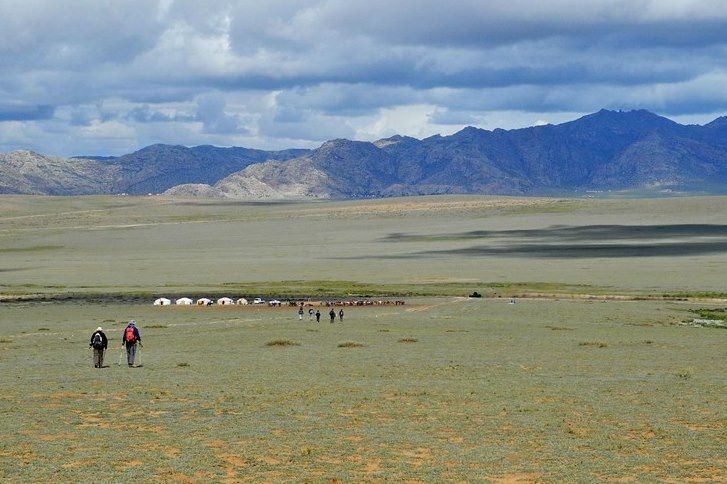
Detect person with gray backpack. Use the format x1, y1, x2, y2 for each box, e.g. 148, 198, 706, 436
89, 327, 108, 368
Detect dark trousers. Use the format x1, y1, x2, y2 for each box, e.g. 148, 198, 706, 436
126, 343, 137, 366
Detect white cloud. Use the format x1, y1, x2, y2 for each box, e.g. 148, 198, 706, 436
0, 0, 724, 155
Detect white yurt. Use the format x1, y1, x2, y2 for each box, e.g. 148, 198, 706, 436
236, 298, 249, 305
217, 297, 235, 305
153, 298, 171, 306
176, 297, 193, 305
196, 298, 213, 306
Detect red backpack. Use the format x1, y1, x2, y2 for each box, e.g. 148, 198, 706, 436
125, 326, 136, 344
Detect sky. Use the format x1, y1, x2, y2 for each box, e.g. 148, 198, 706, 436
1, 0, 726, 156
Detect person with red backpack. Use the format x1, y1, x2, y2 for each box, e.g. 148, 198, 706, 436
121, 320, 142, 367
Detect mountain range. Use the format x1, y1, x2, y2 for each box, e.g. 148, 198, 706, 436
2, 110, 726, 198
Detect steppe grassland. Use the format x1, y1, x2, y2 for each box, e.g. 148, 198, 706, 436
0, 298, 724, 481
0, 195, 726, 294
0, 195, 725, 480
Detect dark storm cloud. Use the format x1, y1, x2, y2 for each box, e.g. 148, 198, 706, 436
0, 0, 725, 154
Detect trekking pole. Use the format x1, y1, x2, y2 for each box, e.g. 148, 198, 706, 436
118, 346, 124, 366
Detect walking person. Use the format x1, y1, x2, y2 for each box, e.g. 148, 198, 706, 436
308, 308, 314, 320
338, 309, 344, 322
298, 306, 304, 320
89, 326, 108, 368
329, 308, 336, 323
315, 310, 321, 323
121, 320, 142, 367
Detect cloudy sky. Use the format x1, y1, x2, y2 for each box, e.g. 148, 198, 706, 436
1, 0, 726, 156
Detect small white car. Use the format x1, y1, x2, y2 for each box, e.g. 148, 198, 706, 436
253, 297, 265, 304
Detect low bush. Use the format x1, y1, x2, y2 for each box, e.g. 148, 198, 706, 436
266, 339, 300, 347
338, 341, 365, 348
579, 341, 607, 348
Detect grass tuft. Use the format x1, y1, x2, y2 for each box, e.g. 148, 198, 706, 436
266, 339, 301, 347
37, 328, 50, 331
546, 325, 573, 331
146, 324, 168, 329
0, 338, 13, 344
176, 362, 189, 367
338, 341, 365, 348
398, 338, 418, 343
579, 341, 608, 348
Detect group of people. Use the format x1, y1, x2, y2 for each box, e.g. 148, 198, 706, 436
298, 306, 344, 323
89, 320, 142, 368
90, 307, 346, 368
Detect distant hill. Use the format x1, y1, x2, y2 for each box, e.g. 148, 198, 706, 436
0, 145, 308, 195
167, 110, 727, 199
2, 110, 726, 197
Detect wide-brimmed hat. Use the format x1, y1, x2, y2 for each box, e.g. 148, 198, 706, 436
96, 326, 103, 331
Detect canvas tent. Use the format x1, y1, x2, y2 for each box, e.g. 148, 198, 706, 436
218, 297, 234, 305
196, 298, 213, 306
176, 297, 193, 305
236, 298, 249, 305
154, 298, 171, 306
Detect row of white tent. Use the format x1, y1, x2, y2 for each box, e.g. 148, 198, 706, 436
153, 297, 281, 306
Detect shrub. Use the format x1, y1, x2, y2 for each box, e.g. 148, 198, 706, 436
338, 341, 365, 348
398, 338, 418, 343
579, 341, 607, 348
176, 362, 189, 367
266, 339, 300, 347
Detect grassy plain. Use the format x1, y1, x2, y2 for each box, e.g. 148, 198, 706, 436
0, 195, 726, 298
1, 298, 725, 481
0, 195, 725, 480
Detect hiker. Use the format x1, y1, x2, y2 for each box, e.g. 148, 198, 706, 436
315, 310, 321, 323
329, 308, 336, 323
121, 320, 142, 367
89, 326, 108, 368
308, 308, 314, 319
339, 309, 344, 322
298, 306, 304, 320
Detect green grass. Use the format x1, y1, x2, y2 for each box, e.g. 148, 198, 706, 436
692, 308, 727, 322
3, 280, 726, 301
0, 298, 724, 481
